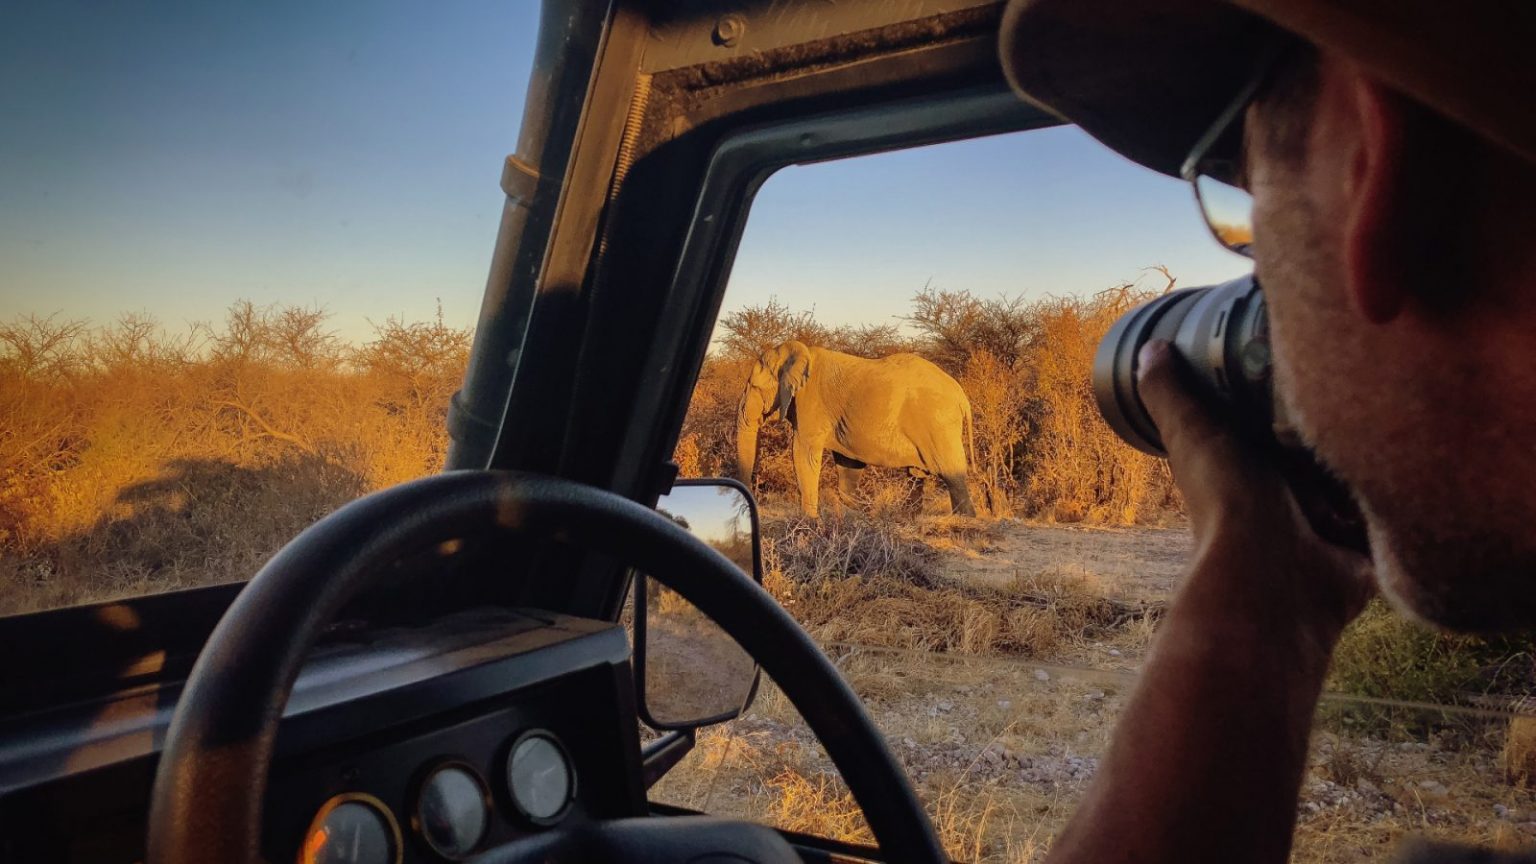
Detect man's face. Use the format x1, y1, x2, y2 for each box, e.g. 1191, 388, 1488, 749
1245, 57, 1536, 632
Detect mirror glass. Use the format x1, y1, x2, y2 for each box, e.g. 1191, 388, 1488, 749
642, 481, 760, 728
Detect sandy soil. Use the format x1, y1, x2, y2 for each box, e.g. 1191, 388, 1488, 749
653, 651, 1536, 863
647, 519, 1536, 862
939, 520, 1192, 604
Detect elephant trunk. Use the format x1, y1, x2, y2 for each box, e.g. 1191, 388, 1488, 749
736, 386, 766, 486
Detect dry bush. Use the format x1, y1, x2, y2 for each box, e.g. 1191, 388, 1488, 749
1504, 716, 1536, 786
673, 354, 756, 481
762, 514, 1149, 658
959, 348, 1028, 518
1010, 292, 1143, 521
0, 302, 470, 615
768, 514, 942, 588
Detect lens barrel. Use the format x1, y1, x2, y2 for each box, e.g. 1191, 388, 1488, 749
1091, 275, 1272, 456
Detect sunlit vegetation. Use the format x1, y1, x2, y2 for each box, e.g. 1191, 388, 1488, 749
675, 280, 1178, 523
0, 302, 469, 614
7, 284, 1536, 860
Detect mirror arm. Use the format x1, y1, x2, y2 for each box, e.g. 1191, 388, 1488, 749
640, 728, 697, 790
649, 460, 681, 500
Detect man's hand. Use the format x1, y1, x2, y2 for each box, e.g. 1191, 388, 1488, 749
1044, 340, 1375, 864
1137, 338, 1374, 654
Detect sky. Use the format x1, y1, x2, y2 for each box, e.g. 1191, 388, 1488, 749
0, 3, 1249, 345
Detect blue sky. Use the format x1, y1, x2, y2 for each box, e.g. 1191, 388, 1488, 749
1, 3, 1247, 344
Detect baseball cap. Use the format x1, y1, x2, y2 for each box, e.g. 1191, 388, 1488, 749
999, 0, 1536, 175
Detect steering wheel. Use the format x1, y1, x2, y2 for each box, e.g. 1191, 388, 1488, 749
146, 471, 946, 864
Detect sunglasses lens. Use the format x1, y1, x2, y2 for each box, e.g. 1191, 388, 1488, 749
1194, 174, 1254, 256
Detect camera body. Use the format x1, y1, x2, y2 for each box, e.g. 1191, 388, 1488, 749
1092, 275, 1272, 456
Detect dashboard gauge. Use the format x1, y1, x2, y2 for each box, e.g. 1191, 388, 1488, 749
413, 762, 490, 860
505, 730, 575, 825
300, 793, 402, 864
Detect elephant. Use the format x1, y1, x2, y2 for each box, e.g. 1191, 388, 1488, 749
735, 340, 977, 517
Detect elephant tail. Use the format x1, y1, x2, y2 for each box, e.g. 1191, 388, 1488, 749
962, 397, 976, 470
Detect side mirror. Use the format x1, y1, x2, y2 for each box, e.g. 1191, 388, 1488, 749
636, 478, 763, 730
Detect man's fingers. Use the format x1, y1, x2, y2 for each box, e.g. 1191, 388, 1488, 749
1135, 340, 1226, 459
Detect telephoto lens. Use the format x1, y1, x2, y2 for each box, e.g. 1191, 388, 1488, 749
1092, 275, 1369, 551
1091, 275, 1272, 457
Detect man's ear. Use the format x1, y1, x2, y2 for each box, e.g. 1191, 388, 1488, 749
1341, 72, 1415, 324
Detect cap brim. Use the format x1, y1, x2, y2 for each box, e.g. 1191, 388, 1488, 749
1000, 0, 1285, 177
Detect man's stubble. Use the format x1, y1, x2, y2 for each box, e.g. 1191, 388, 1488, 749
1255, 168, 1536, 633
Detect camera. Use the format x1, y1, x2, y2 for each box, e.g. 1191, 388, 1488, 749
1093, 274, 1369, 550
1092, 275, 1273, 456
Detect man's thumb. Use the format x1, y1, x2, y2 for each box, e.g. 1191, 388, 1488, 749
1136, 339, 1223, 458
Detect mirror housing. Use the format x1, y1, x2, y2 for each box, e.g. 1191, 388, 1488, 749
635, 478, 763, 730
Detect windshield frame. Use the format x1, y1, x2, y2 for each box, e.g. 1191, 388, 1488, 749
0, 3, 1056, 694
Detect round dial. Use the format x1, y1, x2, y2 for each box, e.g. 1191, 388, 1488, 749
414, 763, 490, 860
301, 794, 401, 864
505, 731, 574, 824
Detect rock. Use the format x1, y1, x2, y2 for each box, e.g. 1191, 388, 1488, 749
1034, 669, 1051, 682
1108, 649, 1122, 657
937, 699, 955, 713
1417, 780, 1449, 800
1495, 804, 1510, 819
1085, 691, 1105, 702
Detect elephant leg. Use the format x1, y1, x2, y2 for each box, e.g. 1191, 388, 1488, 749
831, 453, 865, 514
792, 437, 824, 518
941, 472, 978, 517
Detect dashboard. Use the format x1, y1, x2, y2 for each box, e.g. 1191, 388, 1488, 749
0, 607, 648, 863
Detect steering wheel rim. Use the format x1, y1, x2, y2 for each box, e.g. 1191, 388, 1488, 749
146, 470, 945, 864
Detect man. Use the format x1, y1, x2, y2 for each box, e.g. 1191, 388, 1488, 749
998, 1, 1536, 861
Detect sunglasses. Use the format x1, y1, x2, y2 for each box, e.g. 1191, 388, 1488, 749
1180, 43, 1295, 259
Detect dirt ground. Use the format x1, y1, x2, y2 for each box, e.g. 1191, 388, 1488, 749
648, 519, 1536, 862
937, 519, 1191, 604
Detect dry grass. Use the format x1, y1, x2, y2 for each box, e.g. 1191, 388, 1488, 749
0, 303, 467, 615
762, 512, 1155, 659
1505, 716, 1536, 786
651, 510, 1536, 862
652, 647, 1536, 864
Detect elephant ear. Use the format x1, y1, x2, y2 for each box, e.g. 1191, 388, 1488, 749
775, 341, 812, 420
